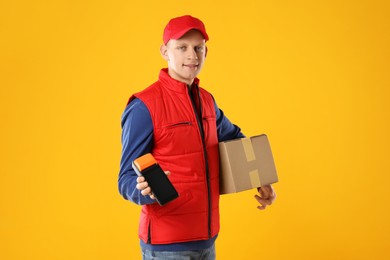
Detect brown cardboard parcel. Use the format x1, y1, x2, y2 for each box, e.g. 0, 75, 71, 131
219, 134, 278, 194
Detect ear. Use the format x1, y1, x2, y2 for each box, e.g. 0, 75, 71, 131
205, 46, 208, 58
160, 44, 169, 61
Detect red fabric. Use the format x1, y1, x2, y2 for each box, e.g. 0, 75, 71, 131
163, 15, 209, 44
129, 69, 220, 244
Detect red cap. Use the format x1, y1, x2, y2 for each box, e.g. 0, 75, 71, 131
163, 15, 209, 44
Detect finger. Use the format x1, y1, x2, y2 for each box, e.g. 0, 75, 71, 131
265, 186, 276, 202
256, 200, 267, 210
164, 171, 171, 176
141, 186, 152, 196
136, 181, 149, 191
150, 192, 156, 200
255, 194, 272, 209
136, 176, 145, 183
258, 185, 274, 200
259, 187, 266, 198
257, 187, 269, 201
269, 190, 276, 203
255, 194, 272, 206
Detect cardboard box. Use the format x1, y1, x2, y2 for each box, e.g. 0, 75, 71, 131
219, 134, 278, 194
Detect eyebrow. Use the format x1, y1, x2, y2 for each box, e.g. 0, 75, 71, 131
174, 42, 205, 47
174, 38, 206, 45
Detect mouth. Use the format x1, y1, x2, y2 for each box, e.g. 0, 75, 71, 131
183, 64, 199, 69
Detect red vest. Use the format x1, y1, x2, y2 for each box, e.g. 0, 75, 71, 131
129, 69, 220, 244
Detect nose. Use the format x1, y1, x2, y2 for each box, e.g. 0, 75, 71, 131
187, 48, 198, 60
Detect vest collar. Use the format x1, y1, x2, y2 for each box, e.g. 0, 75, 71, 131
158, 68, 200, 94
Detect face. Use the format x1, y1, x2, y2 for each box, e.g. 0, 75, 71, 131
160, 30, 207, 85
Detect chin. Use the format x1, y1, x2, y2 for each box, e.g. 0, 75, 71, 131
188, 72, 199, 79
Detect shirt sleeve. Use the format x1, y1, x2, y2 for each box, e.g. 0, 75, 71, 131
118, 98, 156, 205
214, 100, 245, 142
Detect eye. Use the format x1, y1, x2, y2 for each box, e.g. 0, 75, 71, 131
177, 46, 187, 51
195, 46, 204, 53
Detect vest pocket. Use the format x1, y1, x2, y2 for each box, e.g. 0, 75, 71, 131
157, 121, 197, 151
164, 121, 192, 128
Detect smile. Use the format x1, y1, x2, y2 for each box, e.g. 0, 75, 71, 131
183, 64, 198, 69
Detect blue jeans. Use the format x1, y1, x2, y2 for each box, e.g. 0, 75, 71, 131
141, 243, 216, 260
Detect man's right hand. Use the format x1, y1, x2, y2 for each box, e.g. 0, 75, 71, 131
135, 171, 171, 200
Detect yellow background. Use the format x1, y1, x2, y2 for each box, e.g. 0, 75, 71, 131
1, 0, 389, 259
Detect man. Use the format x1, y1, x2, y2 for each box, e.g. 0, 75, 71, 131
118, 15, 276, 260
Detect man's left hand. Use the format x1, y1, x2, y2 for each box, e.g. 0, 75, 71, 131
255, 185, 276, 210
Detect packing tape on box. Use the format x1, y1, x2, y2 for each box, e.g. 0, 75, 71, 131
242, 138, 262, 187
242, 138, 256, 161
249, 170, 261, 187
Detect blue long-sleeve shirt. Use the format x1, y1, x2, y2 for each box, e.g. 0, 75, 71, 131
118, 97, 244, 251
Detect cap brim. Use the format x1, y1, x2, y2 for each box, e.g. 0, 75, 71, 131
168, 27, 209, 43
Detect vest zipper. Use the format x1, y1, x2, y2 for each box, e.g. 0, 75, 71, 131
147, 219, 151, 244
187, 86, 212, 239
